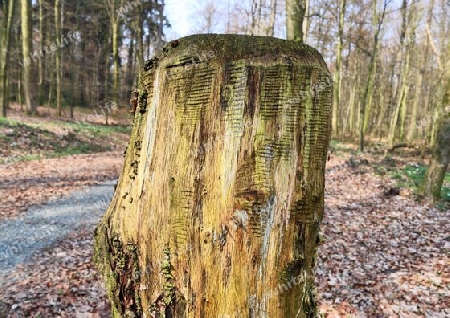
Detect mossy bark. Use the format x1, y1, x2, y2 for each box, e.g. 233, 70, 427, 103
0, 0, 16, 118
20, 0, 35, 115
94, 34, 332, 318
422, 119, 450, 202
422, 73, 450, 203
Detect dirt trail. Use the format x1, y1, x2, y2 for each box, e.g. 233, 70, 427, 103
0, 181, 114, 276
0, 151, 123, 220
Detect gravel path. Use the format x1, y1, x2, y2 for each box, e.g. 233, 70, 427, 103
0, 181, 115, 278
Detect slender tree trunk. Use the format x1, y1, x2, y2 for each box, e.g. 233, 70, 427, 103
137, 13, 145, 73
407, 0, 434, 142
38, 0, 45, 106
250, 0, 258, 35
126, 32, 135, 94
406, 68, 421, 141
21, 0, 35, 115
363, 59, 377, 134
303, 0, 310, 42
399, 6, 418, 141
387, 0, 412, 146
94, 34, 332, 318
79, 40, 86, 105
348, 86, 356, 135
286, 0, 307, 42
58, 0, 71, 118
55, 0, 62, 116
112, 20, 120, 108
267, 0, 277, 36
0, 0, 16, 117
156, 0, 165, 50
359, 0, 386, 151
332, 0, 346, 137
373, 88, 386, 138
257, 0, 263, 34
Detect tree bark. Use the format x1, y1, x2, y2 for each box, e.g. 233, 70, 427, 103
422, 71, 450, 202
359, 0, 386, 151
332, 0, 346, 137
94, 34, 332, 318
267, 0, 277, 37
0, 0, 16, 117
21, 0, 35, 115
38, 0, 45, 106
112, 20, 120, 108
398, 4, 418, 141
422, 119, 450, 202
137, 12, 145, 80
55, 0, 62, 116
286, 0, 308, 43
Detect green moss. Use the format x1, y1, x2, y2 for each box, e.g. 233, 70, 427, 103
161, 248, 175, 306
94, 228, 142, 317
149, 34, 328, 74
390, 163, 450, 201
93, 225, 122, 317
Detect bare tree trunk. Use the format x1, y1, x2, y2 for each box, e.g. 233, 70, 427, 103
55, 0, 62, 116
359, 0, 386, 151
137, 13, 145, 74
21, 0, 35, 115
388, 0, 415, 146
398, 4, 419, 141
125, 29, 135, 94
422, 45, 450, 202
250, 0, 258, 35
0, 0, 16, 117
332, 0, 346, 137
94, 34, 332, 318
422, 119, 450, 202
406, 0, 435, 142
347, 85, 356, 135
267, 0, 277, 36
112, 21, 120, 108
38, 0, 45, 106
302, 0, 310, 42
286, 0, 308, 42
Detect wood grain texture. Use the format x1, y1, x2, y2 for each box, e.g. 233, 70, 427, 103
94, 34, 332, 318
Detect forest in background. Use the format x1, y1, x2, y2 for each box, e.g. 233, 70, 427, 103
0, 0, 449, 150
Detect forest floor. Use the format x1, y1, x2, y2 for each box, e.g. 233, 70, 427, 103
0, 105, 130, 220
0, 112, 449, 317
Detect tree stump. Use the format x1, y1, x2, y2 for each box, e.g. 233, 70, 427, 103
94, 34, 332, 318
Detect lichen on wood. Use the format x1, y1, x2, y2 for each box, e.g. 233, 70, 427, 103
94, 34, 332, 318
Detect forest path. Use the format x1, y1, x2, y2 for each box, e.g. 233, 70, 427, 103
0, 180, 114, 278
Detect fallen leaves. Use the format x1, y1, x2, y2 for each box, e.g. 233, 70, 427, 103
0, 151, 123, 221
0, 227, 111, 317
0, 150, 448, 317
318, 154, 450, 316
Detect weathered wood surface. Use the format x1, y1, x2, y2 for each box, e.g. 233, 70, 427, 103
94, 34, 332, 318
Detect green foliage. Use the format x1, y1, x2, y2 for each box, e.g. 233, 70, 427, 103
391, 163, 450, 202
0, 117, 20, 127
0, 118, 130, 164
